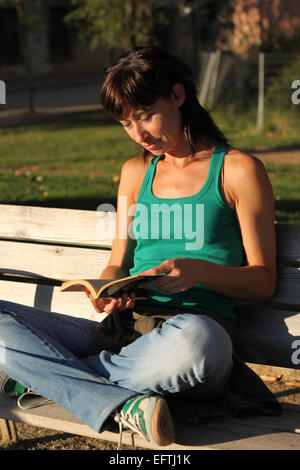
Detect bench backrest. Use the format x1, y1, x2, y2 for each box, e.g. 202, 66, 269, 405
0, 204, 299, 370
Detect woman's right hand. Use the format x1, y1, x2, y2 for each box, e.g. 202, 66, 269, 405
85, 290, 135, 314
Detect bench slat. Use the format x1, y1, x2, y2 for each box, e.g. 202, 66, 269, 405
267, 266, 300, 307
276, 223, 300, 265
235, 306, 300, 369
0, 205, 114, 248
0, 281, 107, 322
1, 394, 300, 450
1, 206, 300, 265
0, 240, 111, 280
229, 405, 300, 435
1, 241, 299, 309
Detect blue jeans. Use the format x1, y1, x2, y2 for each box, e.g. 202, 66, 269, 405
0, 300, 233, 433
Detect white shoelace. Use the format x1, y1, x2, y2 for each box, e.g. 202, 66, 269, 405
115, 412, 145, 450
17, 390, 53, 409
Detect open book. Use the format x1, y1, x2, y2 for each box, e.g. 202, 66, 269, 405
0, 268, 156, 301
60, 274, 157, 300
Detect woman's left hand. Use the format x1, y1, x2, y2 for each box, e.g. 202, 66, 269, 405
137, 258, 203, 293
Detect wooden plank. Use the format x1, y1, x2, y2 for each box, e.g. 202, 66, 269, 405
0, 393, 210, 450
235, 306, 300, 368
276, 223, 300, 265
0, 281, 107, 322
268, 266, 300, 307
0, 240, 111, 280
0, 243, 299, 308
229, 404, 300, 434
0, 393, 300, 450
0, 419, 17, 443
0, 206, 299, 265
178, 419, 300, 450
0, 205, 115, 248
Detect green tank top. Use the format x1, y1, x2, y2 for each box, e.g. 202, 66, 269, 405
129, 144, 245, 322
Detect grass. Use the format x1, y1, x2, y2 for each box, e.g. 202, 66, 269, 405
212, 104, 300, 151
263, 161, 300, 224
0, 112, 133, 171
0, 108, 299, 223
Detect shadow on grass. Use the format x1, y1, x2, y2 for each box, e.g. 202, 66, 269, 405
0, 109, 119, 131
275, 200, 300, 224
2, 197, 118, 211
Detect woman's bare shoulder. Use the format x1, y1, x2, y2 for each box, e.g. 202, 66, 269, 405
226, 147, 263, 167
122, 154, 152, 171
224, 147, 268, 182
224, 147, 272, 200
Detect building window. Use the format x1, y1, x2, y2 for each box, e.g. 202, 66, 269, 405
48, 6, 71, 61
0, 7, 22, 65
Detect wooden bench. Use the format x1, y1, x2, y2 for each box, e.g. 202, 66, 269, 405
0, 204, 299, 450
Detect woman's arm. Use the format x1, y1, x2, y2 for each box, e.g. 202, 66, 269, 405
88, 156, 148, 313
138, 151, 277, 302
99, 158, 139, 277
215, 150, 277, 300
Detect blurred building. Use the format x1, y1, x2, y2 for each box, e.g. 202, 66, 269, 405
222, 0, 300, 56
0, 0, 112, 80
0, 0, 299, 81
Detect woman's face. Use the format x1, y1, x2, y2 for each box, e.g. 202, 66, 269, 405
119, 85, 187, 157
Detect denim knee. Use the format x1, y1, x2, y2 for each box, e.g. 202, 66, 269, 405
135, 314, 232, 389
98, 312, 233, 396
161, 313, 233, 381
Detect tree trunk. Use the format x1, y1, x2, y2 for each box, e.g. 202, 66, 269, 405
14, 0, 35, 114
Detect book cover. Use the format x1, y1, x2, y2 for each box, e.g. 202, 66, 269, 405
60, 274, 156, 300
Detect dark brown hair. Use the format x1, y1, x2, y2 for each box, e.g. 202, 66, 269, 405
100, 46, 229, 159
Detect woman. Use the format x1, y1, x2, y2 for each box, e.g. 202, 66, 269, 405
0, 47, 277, 448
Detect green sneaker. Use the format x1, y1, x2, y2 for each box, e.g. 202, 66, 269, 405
0, 368, 28, 397
0, 368, 52, 409
114, 394, 175, 449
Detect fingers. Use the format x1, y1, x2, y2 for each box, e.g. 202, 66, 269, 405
137, 259, 172, 277
103, 298, 118, 314
119, 292, 135, 311
138, 276, 182, 294
86, 291, 135, 314
103, 292, 135, 314
127, 292, 136, 308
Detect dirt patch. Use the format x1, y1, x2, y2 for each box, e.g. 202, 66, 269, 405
254, 149, 300, 164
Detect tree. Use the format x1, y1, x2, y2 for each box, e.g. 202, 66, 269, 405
64, 0, 170, 51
